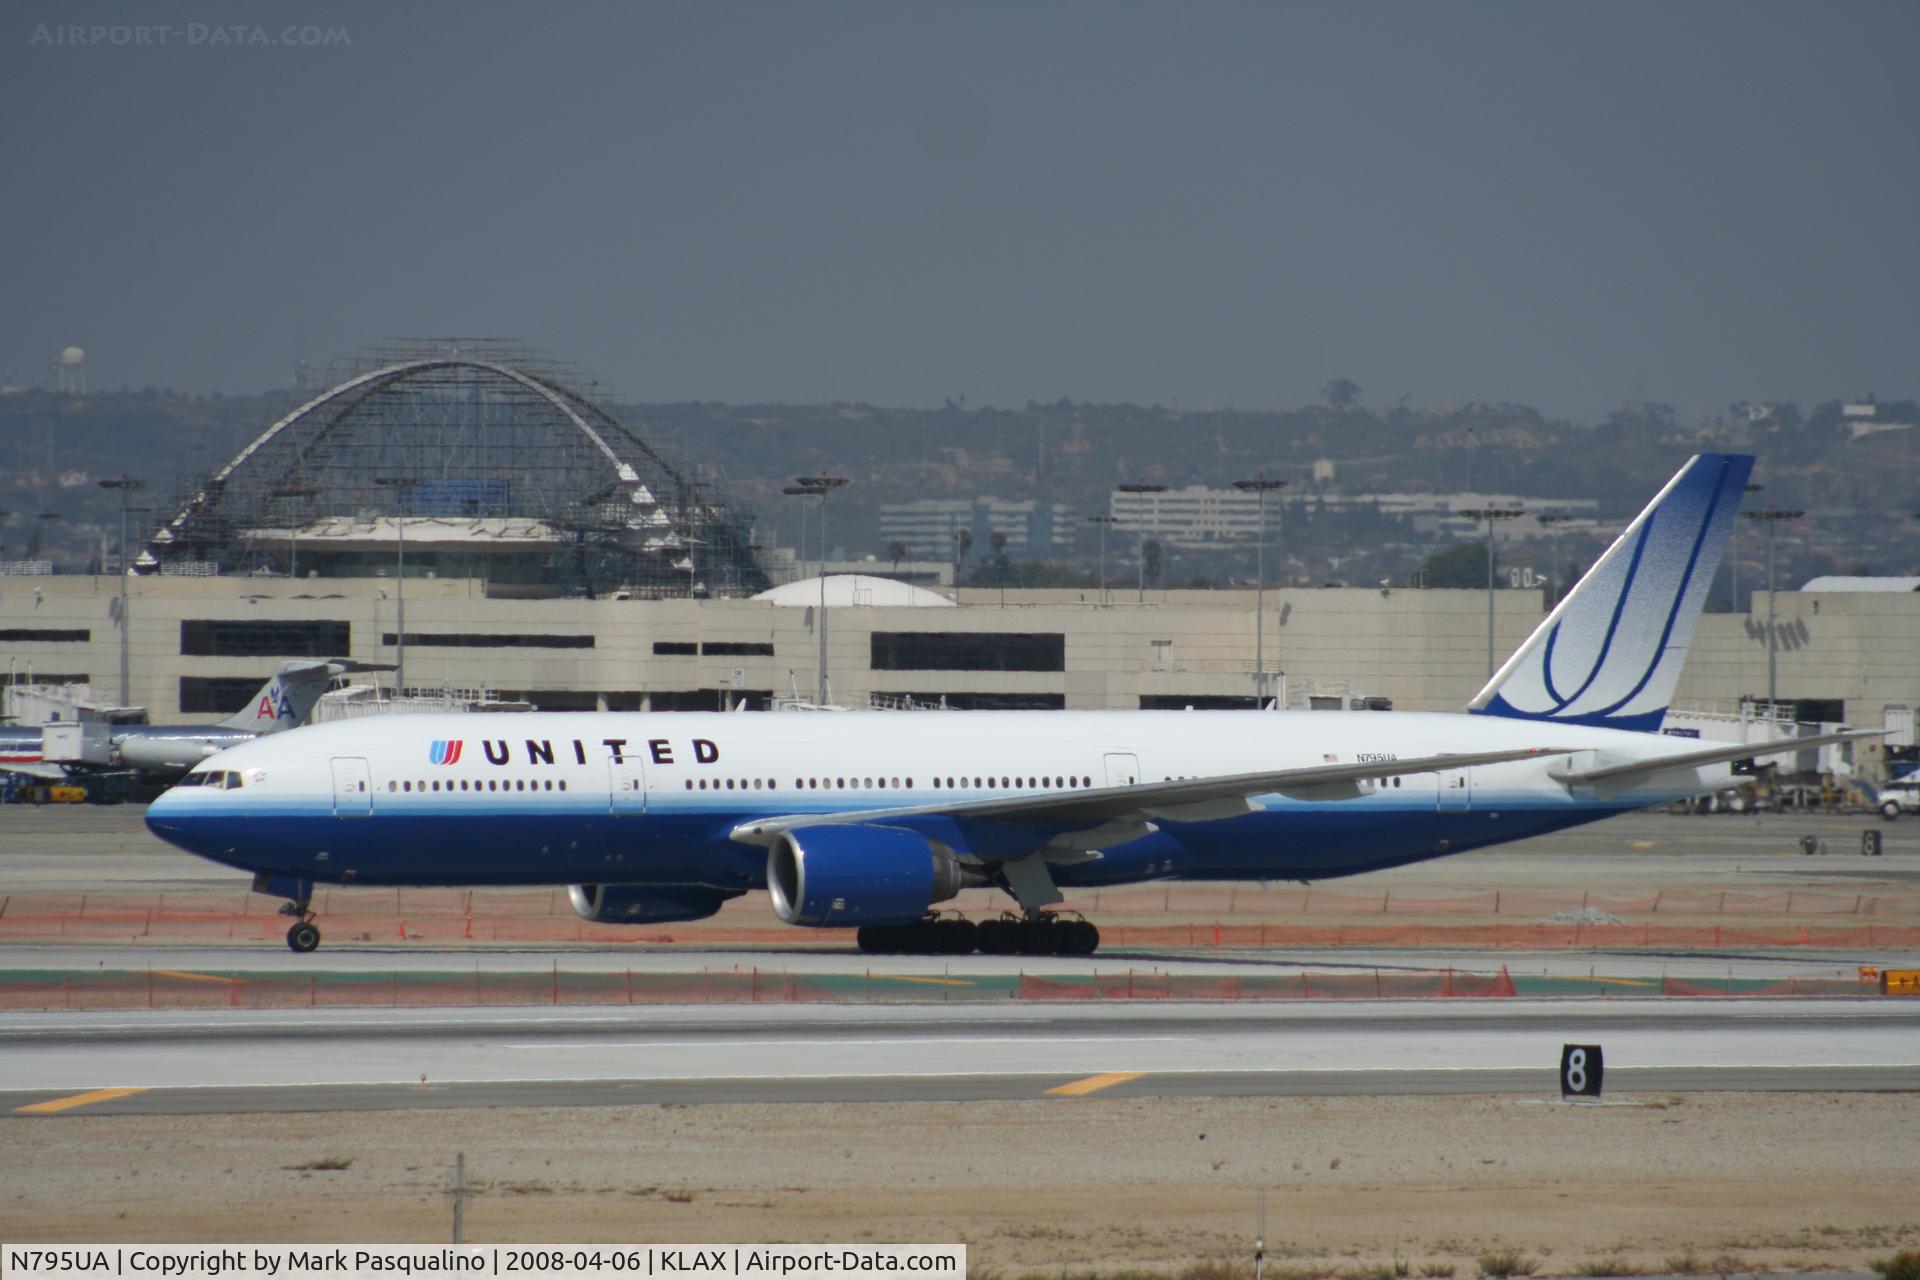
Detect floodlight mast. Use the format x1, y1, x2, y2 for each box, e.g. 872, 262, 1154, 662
1115, 482, 1168, 602
98, 474, 146, 706
1085, 515, 1115, 607
1741, 507, 1804, 706
1233, 477, 1288, 703
786, 476, 849, 704
1457, 506, 1524, 676
373, 477, 424, 688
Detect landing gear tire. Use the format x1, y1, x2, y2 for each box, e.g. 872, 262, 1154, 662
1060, 918, 1100, 957
286, 920, 321, 953
977, 918, 1019, 956
937, 917, 978, 955
858, 916, 981, 955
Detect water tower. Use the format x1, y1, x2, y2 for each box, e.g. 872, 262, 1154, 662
55, 346, 86, 394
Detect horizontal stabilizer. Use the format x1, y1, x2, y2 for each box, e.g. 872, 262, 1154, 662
1551, 729, 1884, 788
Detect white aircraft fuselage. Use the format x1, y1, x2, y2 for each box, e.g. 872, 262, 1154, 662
147, 706, 1729, 892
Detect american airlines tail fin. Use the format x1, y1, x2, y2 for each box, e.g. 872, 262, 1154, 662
215, 659, 392, 733
1467, 452, 1755, 733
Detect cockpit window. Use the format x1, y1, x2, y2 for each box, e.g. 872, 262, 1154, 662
177, 770, 243, 790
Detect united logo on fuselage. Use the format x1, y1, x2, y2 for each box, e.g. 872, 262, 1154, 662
428, 740, 464, 765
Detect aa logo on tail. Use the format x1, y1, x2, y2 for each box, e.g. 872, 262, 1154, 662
428, 740, 464, 765
255, 686, 295, 721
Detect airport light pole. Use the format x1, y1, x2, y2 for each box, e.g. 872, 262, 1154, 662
1116, 482, 1167, 601
373, 477, 423, 690
29, 511, 59, 561
1742, 506, 1804, 707
1729, 482, 1764, 613
1086, 515, 1115, 607
1233, 477, 1288, 703
786, 475, 848, 704
1458, 507, 1524, 677
98, 475, 146, 707
271, 485, 317, 579
1535, 511, 1573, 607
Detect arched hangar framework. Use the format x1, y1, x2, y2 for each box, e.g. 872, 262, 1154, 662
145, 343, 767, 596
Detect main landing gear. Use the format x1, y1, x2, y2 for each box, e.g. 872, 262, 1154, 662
981, 912, 1099, 957
855, 911, 1100, 957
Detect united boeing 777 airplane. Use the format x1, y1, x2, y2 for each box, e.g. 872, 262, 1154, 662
146, 453, 1868, 954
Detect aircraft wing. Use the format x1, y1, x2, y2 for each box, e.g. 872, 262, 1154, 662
730, 744, 1568, 846
0, 762, 68, 781
1551, 728, 1885, 786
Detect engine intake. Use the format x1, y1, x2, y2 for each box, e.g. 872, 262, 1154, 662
568, 883, 742, 924
767, 824, 965, 927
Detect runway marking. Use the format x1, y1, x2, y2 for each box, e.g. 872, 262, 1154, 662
1046, 1071, 1144, 1097
15, 1087, 148, 1115
502, 1035, 1186, 1050
151, 970, 232, 984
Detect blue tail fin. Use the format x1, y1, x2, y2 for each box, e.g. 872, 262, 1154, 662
1468, 452, 1754, 733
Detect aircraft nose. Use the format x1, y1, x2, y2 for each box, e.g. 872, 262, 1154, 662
144, 789, 207, 852
145, 790, 184, 840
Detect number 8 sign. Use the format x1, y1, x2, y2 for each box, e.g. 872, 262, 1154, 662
1561, 1044, 1604, 1098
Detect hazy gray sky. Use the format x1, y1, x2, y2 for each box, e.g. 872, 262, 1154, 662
5, 1, 1916, 421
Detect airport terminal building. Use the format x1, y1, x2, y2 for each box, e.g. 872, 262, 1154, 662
3, 570, 1914, 779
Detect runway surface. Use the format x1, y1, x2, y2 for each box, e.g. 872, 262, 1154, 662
4, 998, 1916, 1116
1, 941, 1902, 980
4, 806, 1916, 889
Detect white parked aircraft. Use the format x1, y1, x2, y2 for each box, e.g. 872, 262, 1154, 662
146, 453, 1871, 954
1, 659, 381, 782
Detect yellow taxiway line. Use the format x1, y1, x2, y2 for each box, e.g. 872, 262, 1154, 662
15, 1087, 148, 1115
151, 969, 232, 984
1045, 1071, 1143, 1097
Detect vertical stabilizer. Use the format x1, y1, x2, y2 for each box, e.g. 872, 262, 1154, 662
1468, 452, 1754, 732
216, 660, 340, 733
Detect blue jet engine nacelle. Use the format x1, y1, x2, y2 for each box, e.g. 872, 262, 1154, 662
767, 824, 966, 927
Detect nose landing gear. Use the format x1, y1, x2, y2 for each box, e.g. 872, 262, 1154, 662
254, 874, 322, 953
276, 898, 321, 953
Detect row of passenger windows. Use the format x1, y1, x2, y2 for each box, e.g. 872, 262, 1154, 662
390, 778, 568, 793
684, 775, 1096, 792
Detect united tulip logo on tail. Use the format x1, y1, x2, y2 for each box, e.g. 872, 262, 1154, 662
429, 740, 464, 765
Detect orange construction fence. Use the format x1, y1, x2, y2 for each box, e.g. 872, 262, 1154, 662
0, 964, 1892, 1011
1, 887, 1916, 951
1015, 968, 1518, 1000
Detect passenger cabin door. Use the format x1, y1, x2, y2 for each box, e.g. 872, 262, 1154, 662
1102, 752, 1141, 787
609, 756, 648, 815
1436, 766, 1472, 812
329, 757, 372, 818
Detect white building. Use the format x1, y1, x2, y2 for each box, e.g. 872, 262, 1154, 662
1107, 487, 1598, 548
878, 498, 1074, 560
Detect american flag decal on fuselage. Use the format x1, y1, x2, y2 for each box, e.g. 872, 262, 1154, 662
428, 740, 464, 765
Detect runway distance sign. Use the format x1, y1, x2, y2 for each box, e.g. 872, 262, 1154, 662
1560, 1044, 1604, 1098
